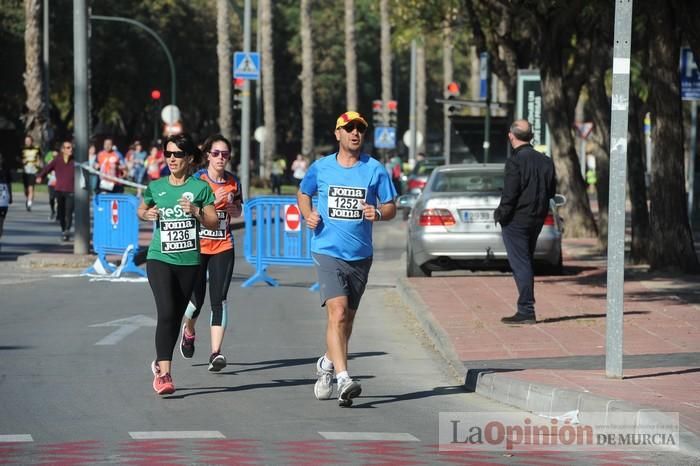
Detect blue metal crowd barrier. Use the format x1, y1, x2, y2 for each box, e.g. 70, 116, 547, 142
242, 195, 318, 290
84, 194, 145, 277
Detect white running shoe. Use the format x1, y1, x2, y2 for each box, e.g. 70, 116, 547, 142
314, 357, 334, 400
337, 378, 362, 407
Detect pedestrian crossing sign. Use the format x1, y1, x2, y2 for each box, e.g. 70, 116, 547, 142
233, 52, 260, 80
374, 126, 396, 149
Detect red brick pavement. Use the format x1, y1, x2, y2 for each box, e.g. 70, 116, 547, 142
405, 238, 700, 435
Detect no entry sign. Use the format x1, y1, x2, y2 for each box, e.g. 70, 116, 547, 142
284, 204, 301, 232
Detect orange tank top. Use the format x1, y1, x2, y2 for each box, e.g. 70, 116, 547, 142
195, 169, 241, 255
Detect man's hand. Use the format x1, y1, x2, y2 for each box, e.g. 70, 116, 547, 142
360, 200, 380, 222
305, 209, 321, 229
142, 206, 159, 221
226, 199, 242, 218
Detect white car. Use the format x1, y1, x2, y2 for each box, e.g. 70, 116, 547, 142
403, 164, 565, 277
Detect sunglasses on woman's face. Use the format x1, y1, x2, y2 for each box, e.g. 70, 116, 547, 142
164, 150, 187, 159
209, 150, 230, 159
341, 122, 367, 134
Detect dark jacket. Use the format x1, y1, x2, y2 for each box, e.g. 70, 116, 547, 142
494, 144, 556, 227
37, 155, 74, 193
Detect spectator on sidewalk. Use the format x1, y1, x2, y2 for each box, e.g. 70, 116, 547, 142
270, 155, 286, 195
96, 137, 125, 194
494, 119, 556, 325
36, 138, 75, 242
291, 153, 308, 187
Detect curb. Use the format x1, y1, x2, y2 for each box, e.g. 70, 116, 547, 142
394, 276, 700, 458
474, 372, 700, 458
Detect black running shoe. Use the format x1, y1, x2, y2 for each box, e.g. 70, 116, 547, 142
180, 323, 195, 359
208, 352, 227, 372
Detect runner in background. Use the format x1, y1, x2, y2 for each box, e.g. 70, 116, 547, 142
0, 152, 13, 248
43, 142, 58, 220
137, 133, 218, 395
20, 135, 42, 211
180, 134, 242, 372
36, 139, 75, 242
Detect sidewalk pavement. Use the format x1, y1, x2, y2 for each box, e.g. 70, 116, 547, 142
396, 236, 700, 456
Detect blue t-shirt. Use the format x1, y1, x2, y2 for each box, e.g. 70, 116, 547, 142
300, 152, 397, 260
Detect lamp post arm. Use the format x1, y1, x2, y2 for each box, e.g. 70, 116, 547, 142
90, 15, 176, 105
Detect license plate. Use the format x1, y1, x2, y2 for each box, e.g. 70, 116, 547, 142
461, 210, 492, 222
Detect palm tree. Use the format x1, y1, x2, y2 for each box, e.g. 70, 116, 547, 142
300, 0, 314, 158
344, 0, 358, 111
442, 22, 453, 162
260, 0, 276, 179
380, 0, 392, 124
217, 0, 232, 140
23, 0, 46, 145
416, 39, 426, 155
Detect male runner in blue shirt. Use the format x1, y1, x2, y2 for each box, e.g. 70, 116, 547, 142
297, 111, 397, 407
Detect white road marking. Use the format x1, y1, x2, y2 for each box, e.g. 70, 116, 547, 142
129, 431, 225, 440
319, 432, 419, 442
0, 434, 33, 442
90, 315, 157, 345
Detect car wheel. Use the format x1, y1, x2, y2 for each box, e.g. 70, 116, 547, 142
407, 247, 430, 277
402, 209, 410, 221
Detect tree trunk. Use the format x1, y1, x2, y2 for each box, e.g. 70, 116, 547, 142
300, 0, 314, 158
647, 2, 700, 272
216, 0, 232, 140
260, 0, 276, 179
380, 0, 392, 124
416, 39, 426, 155
344, 0, 358, 111
23, 0, 46, 145
442, 23, 453, 160
627, 94, 650, 264
585, 41, 612, 247
541, 71, 598, 237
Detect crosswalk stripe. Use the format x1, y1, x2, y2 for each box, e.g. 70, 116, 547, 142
319, 432, 419, 441
129, 431, 225, 439
0, 435, 33, 442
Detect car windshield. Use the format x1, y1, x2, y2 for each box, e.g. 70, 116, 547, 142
413, 159, 444, 176
430, 171, 504, 193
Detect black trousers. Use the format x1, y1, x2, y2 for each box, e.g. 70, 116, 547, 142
56, 191, 74, 233
147, 259, 200, 362
191, 249, 235, 326
501, 222, 543, 317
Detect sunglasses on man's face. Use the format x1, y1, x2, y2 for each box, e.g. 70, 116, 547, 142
209, 150, 230, 159
164, 150, 187, 159
340, 122, 367, 134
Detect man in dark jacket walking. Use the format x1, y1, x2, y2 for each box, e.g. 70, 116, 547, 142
494, 120, 556, 324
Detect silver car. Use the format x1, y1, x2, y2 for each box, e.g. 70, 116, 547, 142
403, 164, 564, 277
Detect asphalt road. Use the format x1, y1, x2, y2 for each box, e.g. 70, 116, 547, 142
0, 195, 694, 464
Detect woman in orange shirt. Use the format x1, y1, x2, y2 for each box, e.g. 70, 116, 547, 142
180, 134, 242, 371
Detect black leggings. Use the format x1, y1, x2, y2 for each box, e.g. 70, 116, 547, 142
56, 191, 74, 232
190, 249, 235, 327
147, 259, 200, 362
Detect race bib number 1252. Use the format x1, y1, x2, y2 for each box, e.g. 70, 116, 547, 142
327, 185, 366, 220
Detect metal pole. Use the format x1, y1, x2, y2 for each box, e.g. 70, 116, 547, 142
90, 15, 176, 106
688, 101, 697, 222
408, 39, 417, 168
484, 53, 491, 163
605, 0, 634, 379
73, 0, 90, 255
239, 0, 252, 200
255, 8, 262, 177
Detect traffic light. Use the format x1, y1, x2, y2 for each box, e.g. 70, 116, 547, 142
372, 99, 382, 126
387, 100, 398, 127
150, 89, 161, 101
446, 82, 460, 116
233, 77, 244, 111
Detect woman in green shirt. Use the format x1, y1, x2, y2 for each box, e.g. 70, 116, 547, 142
137, 133, 218, 395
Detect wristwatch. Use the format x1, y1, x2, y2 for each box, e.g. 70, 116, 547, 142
375, 208, 383, 221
